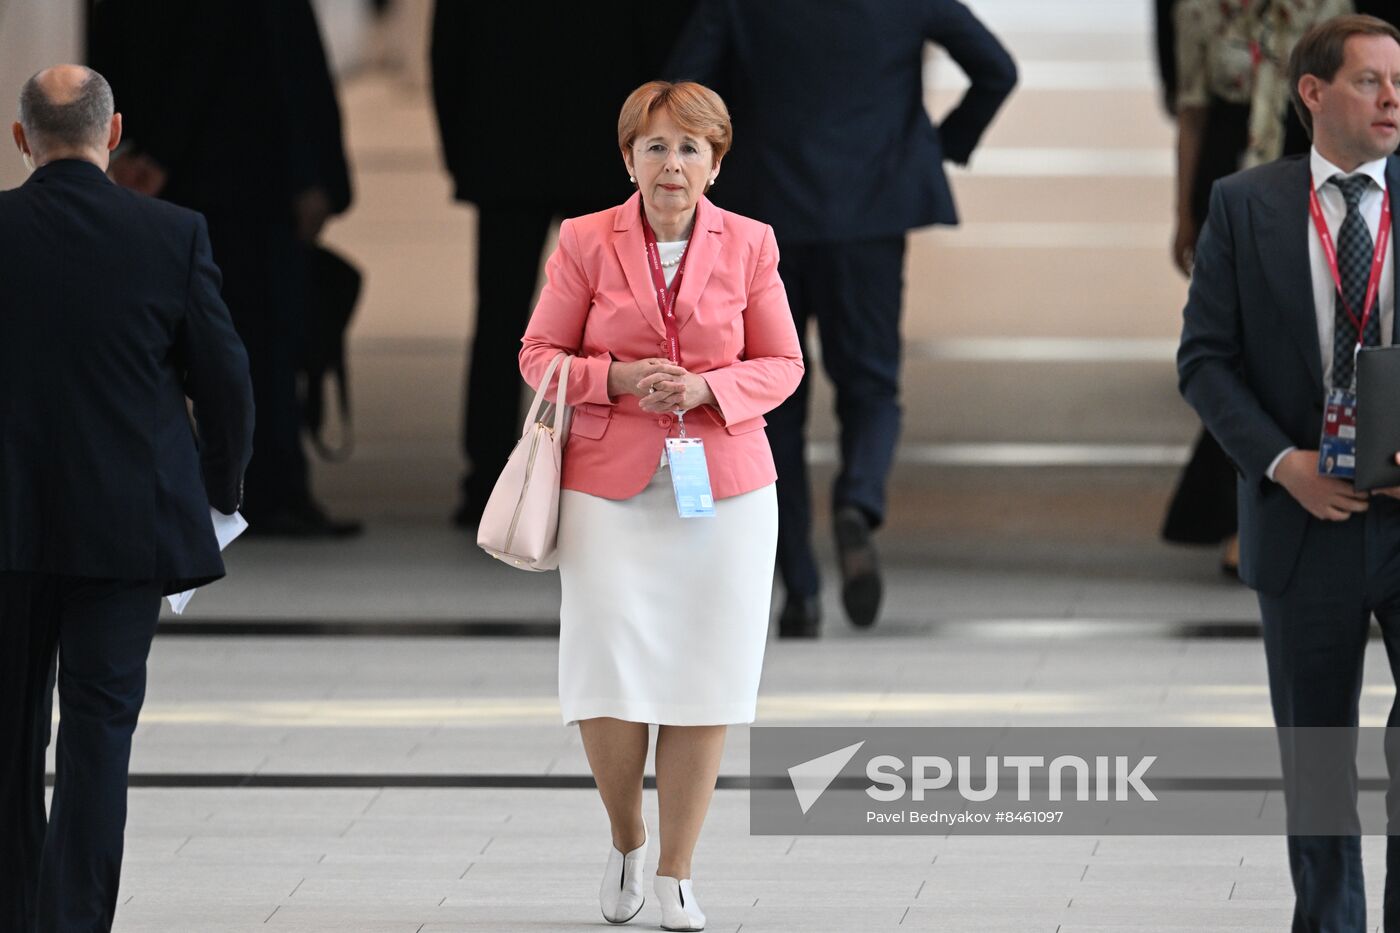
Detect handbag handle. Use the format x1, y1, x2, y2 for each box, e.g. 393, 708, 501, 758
521, 352, 572, 440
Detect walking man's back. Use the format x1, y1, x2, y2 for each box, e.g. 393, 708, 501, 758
0, 65, 253, 932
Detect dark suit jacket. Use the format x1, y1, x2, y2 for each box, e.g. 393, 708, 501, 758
0, 160, 254, 594
430, 1, 694, 209
1177, 154, 1400, 595
89, 0, 352, 220
666, 0, 1017, 244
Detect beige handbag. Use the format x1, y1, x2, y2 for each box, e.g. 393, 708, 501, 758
477, 353, 572, 571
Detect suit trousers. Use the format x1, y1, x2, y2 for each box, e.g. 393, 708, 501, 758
1255, 498, 1400, 933
204, 212, 310, 517
460, 202, 591, 513
0, 574, 162, 933
765, 236, 907, 598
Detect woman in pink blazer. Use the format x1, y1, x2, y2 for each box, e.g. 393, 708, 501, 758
519, 81, 802, 930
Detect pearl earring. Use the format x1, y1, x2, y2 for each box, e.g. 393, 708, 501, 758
629, 175, 635, 183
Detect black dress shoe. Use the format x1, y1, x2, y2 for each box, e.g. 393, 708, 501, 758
778, 595, 822, 639
243, 502, 364, 539
833, 506, 882, 628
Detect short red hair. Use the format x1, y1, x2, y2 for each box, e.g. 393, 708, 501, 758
617, 81, 732, 164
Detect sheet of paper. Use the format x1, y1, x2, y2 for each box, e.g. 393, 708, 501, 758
166, 509, 248, 615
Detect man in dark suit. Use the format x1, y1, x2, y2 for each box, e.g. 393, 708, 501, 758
89, 0, 358, 537
430, 3, 694, 528
0, 66, 253, 932
1178, 16, 1400, 929
667, 0, 1017, 636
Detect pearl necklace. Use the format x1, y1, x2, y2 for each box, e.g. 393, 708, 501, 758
658, 241, 688, 268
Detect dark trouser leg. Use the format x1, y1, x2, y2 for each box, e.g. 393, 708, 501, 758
460, 202, 557, 514
1381, 601, 1400, 933
809, 237, 906, 527
206, 214, 311, 517
1161, 428, 1238, 544
35, 579, 162, 933
766, 244, 819, 598
1368, 499, 1400, 933
0, 575, 58, 933
1257, 516, 1370, 933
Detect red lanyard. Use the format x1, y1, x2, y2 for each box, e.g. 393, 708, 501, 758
639, 202, 696, 366
1308, 175, 1391, 343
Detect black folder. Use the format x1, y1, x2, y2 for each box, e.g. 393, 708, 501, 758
1355, 345, 1400, 489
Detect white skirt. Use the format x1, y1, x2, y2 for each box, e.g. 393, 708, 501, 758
556, 458, 777, 726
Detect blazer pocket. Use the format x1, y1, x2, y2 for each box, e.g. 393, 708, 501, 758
724, 415, 767, 435
569, 404, 612, 440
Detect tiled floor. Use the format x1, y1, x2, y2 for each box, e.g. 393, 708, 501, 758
111, 786, 1342, 931
100, 632, 1399, 931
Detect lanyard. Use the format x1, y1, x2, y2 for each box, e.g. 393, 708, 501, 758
639, 202, 697, 434
1308, 176, 1391, 345
639, 201, 695, 366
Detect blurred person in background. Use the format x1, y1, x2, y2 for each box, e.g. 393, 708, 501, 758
1245, 0, 1354, 168
1156, 0, 1181, 116
432, 4, 694, 530
1164, 0, 1276, 572
1162, 0, 1349, 574
667, 0, 1016, 637
90, 0, 360, 537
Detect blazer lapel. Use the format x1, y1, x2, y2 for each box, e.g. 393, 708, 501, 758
673, 197, 725, 332
1252, 159, 1323, 396
611, 193, 666, 340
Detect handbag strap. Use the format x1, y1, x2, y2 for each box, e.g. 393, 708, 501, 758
521, 353, 572, 440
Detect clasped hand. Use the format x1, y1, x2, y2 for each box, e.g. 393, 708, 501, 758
607, 358, 716, 414
1277, 449, 1400, 521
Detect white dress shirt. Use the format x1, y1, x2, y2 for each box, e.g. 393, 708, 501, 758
1265, 147, 1394, 482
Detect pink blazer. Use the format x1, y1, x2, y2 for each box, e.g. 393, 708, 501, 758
519, 193, 804, 501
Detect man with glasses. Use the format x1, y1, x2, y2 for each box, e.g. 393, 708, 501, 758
1179, 16, 1400, 928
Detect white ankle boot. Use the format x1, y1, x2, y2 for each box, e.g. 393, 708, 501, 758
654, 875, 705, 931
599, 826, 648, 924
